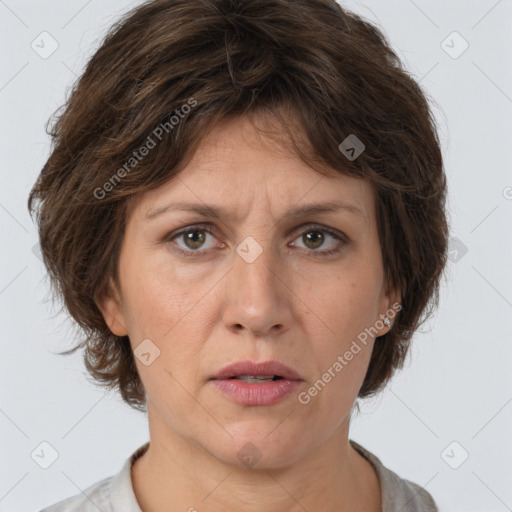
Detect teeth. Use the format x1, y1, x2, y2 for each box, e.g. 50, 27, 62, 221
232, 375, 282, 383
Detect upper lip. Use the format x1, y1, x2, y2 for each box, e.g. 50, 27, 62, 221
210, 360, 303, 381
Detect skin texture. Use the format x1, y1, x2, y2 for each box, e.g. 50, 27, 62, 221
98, 114, 399, 512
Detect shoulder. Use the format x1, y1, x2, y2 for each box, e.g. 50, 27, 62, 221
39, 441, 149, 512
380, 470, 438, 512
350, 439, 439, 512
39, 475, 114, 512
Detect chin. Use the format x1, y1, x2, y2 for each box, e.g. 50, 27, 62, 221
208, 424, 307, 470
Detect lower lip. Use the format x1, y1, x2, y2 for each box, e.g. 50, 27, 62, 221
210, 378, 303, 406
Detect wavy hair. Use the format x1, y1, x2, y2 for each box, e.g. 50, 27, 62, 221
28, 0, 449, 411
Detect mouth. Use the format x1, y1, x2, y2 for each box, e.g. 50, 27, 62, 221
225, 375, 284, 383
209, 360, 303, 406
209, 360, 303, 382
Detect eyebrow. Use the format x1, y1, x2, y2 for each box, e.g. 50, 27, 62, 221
145, 200, 365, 222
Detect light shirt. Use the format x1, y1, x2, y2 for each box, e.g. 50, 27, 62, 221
39, 440, 438, 511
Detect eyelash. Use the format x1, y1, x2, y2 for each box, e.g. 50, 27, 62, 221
165, 223, 348, 258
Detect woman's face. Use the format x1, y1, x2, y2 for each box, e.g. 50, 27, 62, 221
99, 115, 398, 469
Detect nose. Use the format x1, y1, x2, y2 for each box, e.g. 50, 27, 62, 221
222, 238, 293, 338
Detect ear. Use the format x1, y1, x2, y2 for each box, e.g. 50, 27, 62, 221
95, 276, 129, 337
376, 277, 403, 337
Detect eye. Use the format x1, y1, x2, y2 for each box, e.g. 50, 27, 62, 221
169, 224, 219, 255
166, 223, 347, 257
290, 224, 347, 256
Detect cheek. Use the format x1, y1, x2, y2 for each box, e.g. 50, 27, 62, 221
304, 322, 374, 422
120, 257, 216, 383
119, 249, 198, 337
309, 272, 382, 344
302, 269, 381, 402
331, 253, 383, 321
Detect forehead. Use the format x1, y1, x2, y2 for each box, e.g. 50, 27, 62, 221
127, 115, 375, 226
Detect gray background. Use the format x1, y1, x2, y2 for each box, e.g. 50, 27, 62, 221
1, 1, 511, 511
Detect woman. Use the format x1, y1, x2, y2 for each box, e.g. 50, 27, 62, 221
30, 0, 448, 510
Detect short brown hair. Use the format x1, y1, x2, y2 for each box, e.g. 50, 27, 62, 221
28, 0, 449, 411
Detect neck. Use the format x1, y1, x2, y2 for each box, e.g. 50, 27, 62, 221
131, 405, 381, 512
